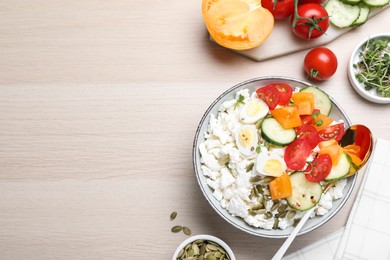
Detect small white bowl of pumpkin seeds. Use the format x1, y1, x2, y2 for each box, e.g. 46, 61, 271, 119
172, 234, 236, 260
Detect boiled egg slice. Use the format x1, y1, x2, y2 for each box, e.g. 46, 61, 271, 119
240, 98, 269, 124
235, 125, 258, 156
256, 152, 286, 177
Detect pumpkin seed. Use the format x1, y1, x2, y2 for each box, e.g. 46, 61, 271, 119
183, 227, 192, 236
206, 244, 219, 251
250, 175, 262, 183
172, 225, 183, 233
170, 211, 178, 221
200, 244, 206, 255
271, 202, 280, 212
264, 211, 273, 219
192, 243, 200, 255
275, 211, 287, 218
261, 176, 274, 183
262, 188, 270, 196
287, 210, 297, 220
176, 239, 231, 260
246, 162, 255, 172
293, 218, 301, 227
273, 218, 279, 229
178, 248, 185, 258
277, 203, 288, 214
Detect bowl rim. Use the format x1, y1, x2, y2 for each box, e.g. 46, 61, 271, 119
348, 32, 390, 104
172, 234, 236, 260
192, 76, 357, 238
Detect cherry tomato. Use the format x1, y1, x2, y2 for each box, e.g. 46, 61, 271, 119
304, 47, 338, 80
256, 85, 280, 109
261, 0, 295, 19
318, 123, 344, 142
290, 3, 329, 40
284, 138, 311, 170
296, 124, 320, 149
304, 154, 332, 182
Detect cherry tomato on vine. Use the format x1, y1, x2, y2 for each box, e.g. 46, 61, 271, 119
290, 3, 329, 40
261, 0, 295, 19
304, 47, 338, 80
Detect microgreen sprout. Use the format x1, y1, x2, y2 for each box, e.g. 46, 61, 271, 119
354, 38, 390, 98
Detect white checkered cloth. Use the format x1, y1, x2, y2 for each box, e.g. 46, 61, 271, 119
284, 138, 390, 260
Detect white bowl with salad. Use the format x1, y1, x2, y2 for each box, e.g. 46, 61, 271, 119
348, 33, 390, 104
192, 76, 357, 238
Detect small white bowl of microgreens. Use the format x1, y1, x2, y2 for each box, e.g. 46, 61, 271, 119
348, 33, 390, 104
172, 234, 236, 260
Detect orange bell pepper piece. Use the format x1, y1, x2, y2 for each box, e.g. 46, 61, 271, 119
318, 140, 343, 166
270, 105, 302, 129
313, 113, 334, 131
269, 173, 292, 200
291, 92, 315, 115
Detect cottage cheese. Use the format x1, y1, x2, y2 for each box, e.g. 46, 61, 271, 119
199, 88, 348, 230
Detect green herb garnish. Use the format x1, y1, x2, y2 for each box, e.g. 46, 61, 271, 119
354, 38, 390, 98
234, 94, 245, 109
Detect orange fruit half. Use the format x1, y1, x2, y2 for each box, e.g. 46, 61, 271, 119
202, 0, 274, 50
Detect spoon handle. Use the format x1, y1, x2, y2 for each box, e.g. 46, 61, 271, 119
271, 207, 315, 260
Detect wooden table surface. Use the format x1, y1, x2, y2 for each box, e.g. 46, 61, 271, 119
1, 1, 390, 259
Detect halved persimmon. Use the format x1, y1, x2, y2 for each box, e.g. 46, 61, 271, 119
202, 0, 274, 50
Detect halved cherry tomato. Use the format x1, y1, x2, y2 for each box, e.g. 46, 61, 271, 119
296, 124, 320, 149
269, 173, 292, 200
202, 0, 274, 50
257, 83, 293, 107
256, 85, 280, 109
261, 0, 295, 19
271, 105, 302, 129
304, 154, 332, 182
284, 138, 311, 170
318, 123, 344, 141
274, 83, 293, 105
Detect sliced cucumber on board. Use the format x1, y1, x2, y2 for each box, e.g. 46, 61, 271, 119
261, 118, 296, 146
352, 4, 371, 26
325, 152, 351, 182
287, 172, 323, 211
300, 86, 332, 116
363, 0, 389, 7
325, 0, 361, 28
341, 0, 362, 5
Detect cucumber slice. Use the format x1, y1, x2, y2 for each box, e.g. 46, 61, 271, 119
261, 118, 296, 146
352, 4, 370, 26
300, 86, 332, 116
287, 172, 323, 211
341, 0, 361, 5
325, 152, 351, 182
363, 0, 389, 7
325, 0, 361, 28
